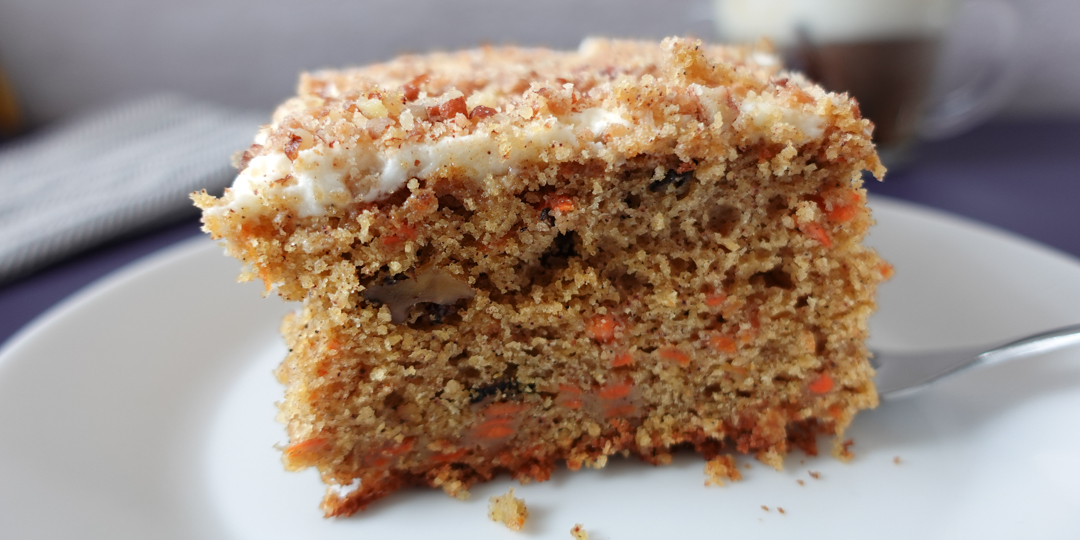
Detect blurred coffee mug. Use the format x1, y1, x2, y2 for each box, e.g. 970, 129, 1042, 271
712, 0, 1024, 166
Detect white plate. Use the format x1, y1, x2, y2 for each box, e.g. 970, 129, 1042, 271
2, 197, 1080, 539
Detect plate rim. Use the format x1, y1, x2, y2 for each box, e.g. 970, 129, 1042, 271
0, 235, 218, 364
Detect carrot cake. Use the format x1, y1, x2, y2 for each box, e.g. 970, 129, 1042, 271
193, 37, 888, 517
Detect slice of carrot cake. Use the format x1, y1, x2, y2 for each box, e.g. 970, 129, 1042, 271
193, 37, 888, 517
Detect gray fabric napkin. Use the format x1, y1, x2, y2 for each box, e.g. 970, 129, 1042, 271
0, 94, 264, 284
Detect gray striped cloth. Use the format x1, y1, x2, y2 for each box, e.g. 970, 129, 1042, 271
0, 95, 264, 284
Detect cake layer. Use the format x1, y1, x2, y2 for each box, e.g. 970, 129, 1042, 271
194, 37, 887, 517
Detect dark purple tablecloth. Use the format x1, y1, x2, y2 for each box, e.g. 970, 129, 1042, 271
2, 119, 1078, 347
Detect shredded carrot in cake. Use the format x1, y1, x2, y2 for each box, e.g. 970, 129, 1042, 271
709, 334, 737, 353
283, 437, 329, 464
604, 404, 637, 418
705, 291, 727, 307
808, 373, 834, 394
599, 380, 634, 400
799, 221, 833, 247
381, 224, 417, 246
828, 201, 859, 223
610, 352, 634, 367
473, 418, 516, 440
658, 346, 691, 366
545, 194, 575, 214
482, 402, 527, 417
586, 314, 618, 343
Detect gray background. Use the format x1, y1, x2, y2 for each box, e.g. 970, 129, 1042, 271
1, 0, 1077, 128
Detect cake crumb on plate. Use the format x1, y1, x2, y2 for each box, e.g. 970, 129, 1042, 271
488, 488, 528, 531
704, 455, 743, 486
570, 523, 589, 539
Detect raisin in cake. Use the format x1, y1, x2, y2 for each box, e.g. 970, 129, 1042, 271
193, 37, 890, 517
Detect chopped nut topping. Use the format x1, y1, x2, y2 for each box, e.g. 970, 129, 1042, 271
283, 135, 303, 160
362, 268, 475, 324
428, 96, 468, 122
233, 143, 263, 169
366, 117, 394, 139
402, 74, 429, 102
469, 105, 497, 119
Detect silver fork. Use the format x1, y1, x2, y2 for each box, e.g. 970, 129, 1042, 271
872, 324, 1080, 399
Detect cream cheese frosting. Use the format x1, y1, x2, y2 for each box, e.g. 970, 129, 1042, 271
738, 93, 825, 142
213, 107, 632, 219
205, 38, 853, 223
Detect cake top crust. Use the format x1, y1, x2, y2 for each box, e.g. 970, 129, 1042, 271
200, 37, 882, 221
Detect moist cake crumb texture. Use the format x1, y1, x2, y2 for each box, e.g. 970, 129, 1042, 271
194, 36, 888, 517
487, 488, 528, 531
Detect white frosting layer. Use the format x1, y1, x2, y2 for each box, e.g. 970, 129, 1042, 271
738, 94, 825, 142
379, 108, 628, 197
214, 107, 630, 219
327, 478, 360, 497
